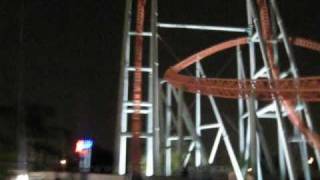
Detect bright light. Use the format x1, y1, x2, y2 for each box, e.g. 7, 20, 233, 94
16, 174, 29, 180
60, 159, 67, 165
75, 139, 93, 153
308, 157, 314, 164
247, 168, 253, 172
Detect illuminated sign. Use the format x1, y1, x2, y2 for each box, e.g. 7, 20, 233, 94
75, 139, 93, 172
75, 139, 93, 153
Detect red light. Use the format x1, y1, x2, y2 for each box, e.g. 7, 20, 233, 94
75, 139, 93, 156
75, 140, 84, 153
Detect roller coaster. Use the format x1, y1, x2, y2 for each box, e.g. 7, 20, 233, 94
116, 0, 320, 179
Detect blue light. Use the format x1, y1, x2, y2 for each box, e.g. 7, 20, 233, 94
82, 140, 93, 149
75, 139, 94, 152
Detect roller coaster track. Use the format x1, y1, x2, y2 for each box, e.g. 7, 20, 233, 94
131, 0, 146, 175
165, 0, 320, 150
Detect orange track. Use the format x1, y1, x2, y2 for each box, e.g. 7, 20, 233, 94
165, 1, 320, 149
165, 37, 320, 102
131, 0, 146, 175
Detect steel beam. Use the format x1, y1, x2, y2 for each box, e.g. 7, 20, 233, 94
150, 0, 160, 175
158, 23, 248, 33
116, 0, 132, 174
247, 0, 296, 179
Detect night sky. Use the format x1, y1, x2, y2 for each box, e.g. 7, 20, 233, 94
0, 0, 125, 152
0, 0, 320, 166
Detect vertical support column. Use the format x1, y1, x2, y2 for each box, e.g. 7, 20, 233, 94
165, 84, 172, 175
246, 2, 258, 177
246, 0, 256, 79
247, 1, 297, 179
257, 138, 263, 180
147, 64, 154, 177
246, 0, 259, 176
304, 106, 320, 170
274, 103, 296, 180
237, 45, 245, 160
298, 133, 311, 180
270, 0, 315, 178
270, 7, 287, 179
236, 44, 251, 177
177, 88, 184, 167
116, 0, 132, 174
195, 62, 201, 167
269, 0, 298, 77
278, 126, 286, 180
117, 0, 157, 176
150, 0, 160, 174
248, 95, 257, 177
243, 115, 251, 175
146, 67, 154, 178
148, 0, 160, 176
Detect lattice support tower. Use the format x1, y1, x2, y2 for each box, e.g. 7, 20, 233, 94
115, 0, 160, 176
116, 0, 320, 179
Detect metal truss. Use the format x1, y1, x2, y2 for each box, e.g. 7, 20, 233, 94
161, 62, 244, 179
238, 0, 320, 179
115, 0, 159, 176
116, 0, 320, 179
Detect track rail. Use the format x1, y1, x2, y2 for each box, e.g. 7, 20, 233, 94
131, 0, 146, 175
164, 36, 320, 149
164, 0, 320, 148
165, 37, 320, 102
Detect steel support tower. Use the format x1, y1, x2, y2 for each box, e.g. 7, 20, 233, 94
115, 0, 159, 176
117, 0, 320, 179
237, 1, 320, 179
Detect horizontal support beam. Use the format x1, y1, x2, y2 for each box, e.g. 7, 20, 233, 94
241, 103, 275, 119
168, 136, 193, 141
124, 101, 152, 107
120, 132, 153, 138
199, 123, 220, 130
258, 113, 277, 119
288, 136, 305, 143
241, 102, 305, 119
126, 67, 152, 72
124, 109, 151, 114
158, 23, 248, 33
129, 31, 152, 36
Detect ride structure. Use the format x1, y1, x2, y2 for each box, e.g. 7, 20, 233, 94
116, 0, 320, 179
115, 0, 159, 176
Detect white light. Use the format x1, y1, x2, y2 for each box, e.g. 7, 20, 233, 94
60, 159, 67, 165
247, 168, 253, 172
16, 174, 29, 180
308, 157, 314, 164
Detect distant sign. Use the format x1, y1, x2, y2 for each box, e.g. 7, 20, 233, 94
75, 139, 93, 172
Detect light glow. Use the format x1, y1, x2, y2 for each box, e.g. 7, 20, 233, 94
16, 174, 29, 180
75, 139, 93, 153
247, 168, 253, 172
60, 159, 67, 165
308, 157, 314, 164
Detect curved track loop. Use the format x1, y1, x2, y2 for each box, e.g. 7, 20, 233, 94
165, 37, 320, 101
165, 0, 320, 151
164, 36, 320, 149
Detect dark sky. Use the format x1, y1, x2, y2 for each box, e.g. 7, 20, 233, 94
0, 0, 125, 152
0, 0, 319, 155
